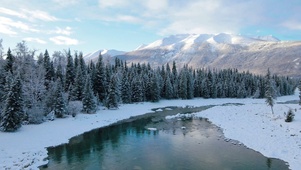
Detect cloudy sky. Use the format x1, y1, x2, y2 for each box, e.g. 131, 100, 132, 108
0, 0, 301, 55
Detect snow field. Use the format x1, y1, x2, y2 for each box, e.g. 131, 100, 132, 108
0, 92, 300, 170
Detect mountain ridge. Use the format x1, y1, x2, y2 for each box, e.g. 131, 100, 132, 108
84, 33, 301, 78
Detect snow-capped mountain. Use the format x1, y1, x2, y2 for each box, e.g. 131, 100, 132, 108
85, 33, 301, 78
84, 49, 126, 62
116, 33, 301, 78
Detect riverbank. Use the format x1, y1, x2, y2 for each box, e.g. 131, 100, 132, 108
0, 92, 300, 169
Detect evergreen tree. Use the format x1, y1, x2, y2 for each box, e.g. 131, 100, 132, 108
265, 69, 276, 114
70, 65, 85, 101
150, 72, 160, 102
82, 76, 97, 113
65, 50, 74, 91
94, 53, 106, 102
202, 78, 210, 98
105, 74, 119, 109
187, 68, 194, 99
55, 64, 64, 83
121, 72, 132, 103
5, 48, 14, 73
164, 73, 173, 99
131, 76, 143, 102
179, 69, 188, 99
78, 52, 86, 77
53, 80, 66, 118
0, 74, 23, 132
43, 50, 52, 89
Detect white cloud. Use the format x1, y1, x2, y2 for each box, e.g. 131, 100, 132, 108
0, 24, 17, 35
23, 37, 47, 44
0, 7, 27, 20
22, 9, 58, 22
98, 0, 129, 8
52, 0, 79, 7
116, 15, 141, 23
0, 16, 40, 34
95, 0, 286, 36
0, 7, 58, 22
54, 26, 72, 35
49, 36, 79, 45
144, 0, 168, 11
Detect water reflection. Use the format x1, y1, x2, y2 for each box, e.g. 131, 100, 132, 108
41, 117, 288, 170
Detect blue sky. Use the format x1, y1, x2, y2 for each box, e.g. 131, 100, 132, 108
0, 0, 301, 56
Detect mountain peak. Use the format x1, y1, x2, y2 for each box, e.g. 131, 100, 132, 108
139, 33, 280, 51
84, 49, 126, 62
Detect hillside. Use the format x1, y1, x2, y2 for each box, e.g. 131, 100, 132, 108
85, 33, 301, 78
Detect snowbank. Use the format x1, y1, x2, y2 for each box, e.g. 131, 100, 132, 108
196, 97, 301, 170
0, 93, 300, 169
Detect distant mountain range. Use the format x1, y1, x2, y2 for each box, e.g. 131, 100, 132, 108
84, 33, 301, 78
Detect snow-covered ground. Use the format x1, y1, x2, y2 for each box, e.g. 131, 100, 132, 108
0, 92, 300, 170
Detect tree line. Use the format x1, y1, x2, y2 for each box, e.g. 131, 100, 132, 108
0, 41, 298, 132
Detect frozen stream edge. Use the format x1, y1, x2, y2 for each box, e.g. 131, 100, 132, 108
0, 91, 300, 170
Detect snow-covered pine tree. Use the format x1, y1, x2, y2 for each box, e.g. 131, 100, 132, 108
4, 48, 14, 74
164, 73, 173, 99
150, 72, 160, 102
265, 69, 276, 114
0, 74, 23, 132
74, 52, 79, 72
70, 65, 85, 101
105, 74, 119, 109
131, 75, 143, 102
82, 75, 97, 113
78, 52, 87, 77
55, 64, 64, 83
93, 53, 106, 102
121, 71, 132, 103
53, 80, 67, 118
187, 68, 194, 99
65, 50, 74, 92
179, 68, 188, 99
202, 78, 210, 99
43, 50, 52, 89
171, 61, 179, 98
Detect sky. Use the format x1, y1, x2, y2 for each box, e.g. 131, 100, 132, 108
0, 0, 301, 56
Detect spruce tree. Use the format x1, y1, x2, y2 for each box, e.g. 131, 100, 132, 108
53, 80, 66, 118
43, 50, 52, 89
187, 68, 194, 99
179, 69, 187, 99
82, 76, 97, 113
70, 65, 85, 101
265, 69, 276, 114
65, 50, 74, 91
5, 48, 14, 73
121, 72, 132, 103
150, 72, 160, 102
105, 75, 119, 109
0, 74, 23, 132
131, 76, 143, 102
164, 73, 173, 99
94, 53, 106, 102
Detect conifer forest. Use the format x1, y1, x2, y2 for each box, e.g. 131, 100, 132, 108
0, 42, 297, 131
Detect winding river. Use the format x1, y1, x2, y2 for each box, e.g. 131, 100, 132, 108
41, 107, 289, 170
